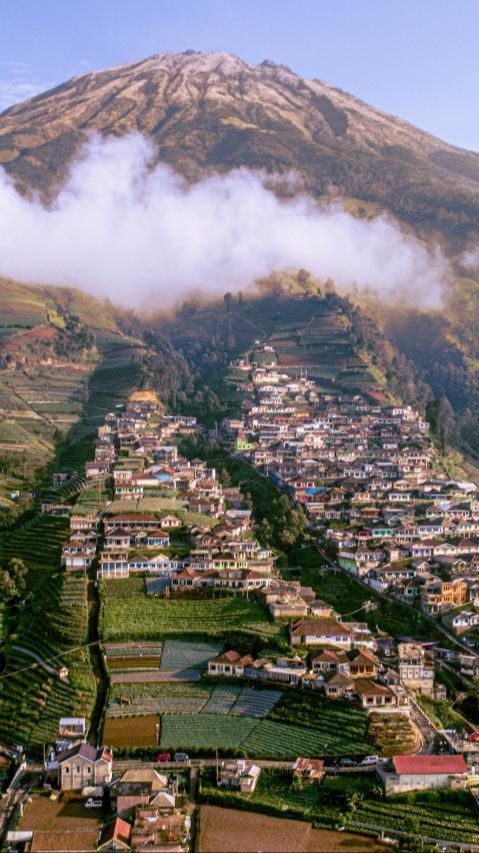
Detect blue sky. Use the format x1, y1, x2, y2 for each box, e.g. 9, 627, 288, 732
1, 0, 478, 151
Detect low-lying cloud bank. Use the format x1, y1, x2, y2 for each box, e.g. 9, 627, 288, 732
0, 133, 447, 309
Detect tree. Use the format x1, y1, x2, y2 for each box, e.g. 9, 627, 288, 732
0, 571, 19, 602
297, 269, 311, 289
0, 558, 27, 603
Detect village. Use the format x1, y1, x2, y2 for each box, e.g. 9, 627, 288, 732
3, 361, 479, 850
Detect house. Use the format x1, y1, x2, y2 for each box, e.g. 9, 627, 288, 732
354, 678, 398, 711
291, 618, 352, 648
292, 757, 324, 783
57, 717, 86, 750
218, 760, 261, 793
309, 599, 339, 619
443, 609, 479, 635
378, 754, 468, 794
323, 670, 354, 698
312, 649, 350, 674
130, 808, 190, 851
97, 818, 132, 852
348, 649, 379, 679
160, 514, 182, 529
57, 743, 112, 791
245, 655, 307, 685
420, 577, 468, 615
105, 527, 131, 550
208, 650, 253, 677
398, 643, 434, 696
114, 768, 172, 818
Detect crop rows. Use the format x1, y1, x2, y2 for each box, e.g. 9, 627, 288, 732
352, 799, 479, 844
159, 640, 223, 671
230, 688, 281, 718
160, 713, 258, 750
202, 687, 241, 714
103, 595, 281, 642
159, 712, 370, 757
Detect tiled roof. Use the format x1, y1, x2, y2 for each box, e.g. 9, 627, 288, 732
393, 754, 467, 775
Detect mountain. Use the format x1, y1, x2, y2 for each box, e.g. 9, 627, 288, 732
1, 50, 479, 244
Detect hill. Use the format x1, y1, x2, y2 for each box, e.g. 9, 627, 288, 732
0, 50, 479, 244
0, 279, 148, 513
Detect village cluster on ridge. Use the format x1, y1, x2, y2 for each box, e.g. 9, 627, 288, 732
3, 343, 479, 851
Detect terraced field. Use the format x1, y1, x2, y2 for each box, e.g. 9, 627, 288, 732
106, 683, 280, 720
160, 713, 258, 750
159, 712, 370, 757
159, 640, 223, 672
0, 515, 96, 750
102, 593, 282, 643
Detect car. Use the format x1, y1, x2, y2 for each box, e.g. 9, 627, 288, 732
338, 757, 356, 767
469, 731, 479, 742
85, 798, 103, 809
360, 755, 379, 766
156, 752, 171, 763
174, 752, 189, 763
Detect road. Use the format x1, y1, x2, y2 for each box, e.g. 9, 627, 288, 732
12, 645, 57, 676
410, 701, 439, 754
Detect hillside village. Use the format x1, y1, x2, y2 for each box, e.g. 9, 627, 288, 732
3, 371, 479, 849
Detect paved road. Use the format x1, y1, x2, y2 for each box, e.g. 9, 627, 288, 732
12, 645, 56, 676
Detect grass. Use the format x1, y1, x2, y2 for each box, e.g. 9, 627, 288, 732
102, 594, 283, 643
416, 696, 468, 731
299, 566, 444, 641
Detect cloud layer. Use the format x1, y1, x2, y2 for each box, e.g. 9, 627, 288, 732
0, 133, 447, 309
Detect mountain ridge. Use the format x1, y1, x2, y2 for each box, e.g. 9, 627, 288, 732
1, 50, 478, 243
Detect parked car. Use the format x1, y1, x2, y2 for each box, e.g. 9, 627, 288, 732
360, 755, 379, 766
338, 757, 356, 767
85, 798, 103, 809
156, 752, 171, 763
174, 752, 190, 762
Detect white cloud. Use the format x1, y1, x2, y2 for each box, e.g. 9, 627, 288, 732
0, 80, 48, 112
0, 61, 52, 112
0, 132, 448, 309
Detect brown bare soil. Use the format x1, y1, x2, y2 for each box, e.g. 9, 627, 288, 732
198, 806, 387, 853
20, 796, 100, 852
103, 714, 159, 747
106, 655, 161, 670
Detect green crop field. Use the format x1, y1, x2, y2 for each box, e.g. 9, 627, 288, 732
241, 718, 369, 758
159, 709, 369, 757
102, 594, 282, 642
159, 640, 222, 672
160, 713, 258, 750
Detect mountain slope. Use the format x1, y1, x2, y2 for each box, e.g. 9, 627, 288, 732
1, 51, 479, 242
